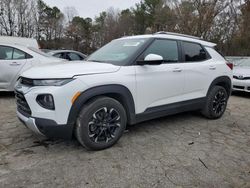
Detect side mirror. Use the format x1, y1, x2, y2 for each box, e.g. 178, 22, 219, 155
137, 54, 164, 65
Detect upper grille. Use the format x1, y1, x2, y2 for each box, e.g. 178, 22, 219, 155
20, 77, 34, 87
15, 90, 31, 116
233, 75, 250, 80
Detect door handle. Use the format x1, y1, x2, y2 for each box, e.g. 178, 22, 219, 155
10, 62, 21, 66
209, 66, 216, 70
173, 68, 182, 72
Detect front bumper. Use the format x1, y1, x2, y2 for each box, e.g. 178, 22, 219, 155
17, 110, 45, 137
14, 78, 88, 139
17, 110, 73, 139
232, 79, 250, 92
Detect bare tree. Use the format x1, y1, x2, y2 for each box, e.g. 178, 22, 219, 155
0, 0, 16, 36
64, 6, 78, 25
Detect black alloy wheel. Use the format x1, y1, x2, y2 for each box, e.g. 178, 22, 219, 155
75, 97, 127, 150
212, 90, 227, 116
202, 86, 228, 119
88, 107, 121, 143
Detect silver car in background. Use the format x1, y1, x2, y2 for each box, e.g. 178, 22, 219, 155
228, 57, 250, 92
0, 44, 64, 91
48, 50, 87, 61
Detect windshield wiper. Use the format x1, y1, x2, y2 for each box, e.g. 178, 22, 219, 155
87, 60, 108, 63
87, 60, 101, 62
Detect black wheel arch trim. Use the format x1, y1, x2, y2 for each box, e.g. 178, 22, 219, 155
206, 76, 232, 97
67, 84, 136, 135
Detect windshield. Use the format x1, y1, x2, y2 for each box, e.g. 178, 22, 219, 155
235, 58, 250, 67
28, 47, 53, 58
226, 57, 250, 66
86, 38, 149, 65
227, 57, 250, 67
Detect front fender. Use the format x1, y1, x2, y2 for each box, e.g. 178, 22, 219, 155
67, 84, 136, 131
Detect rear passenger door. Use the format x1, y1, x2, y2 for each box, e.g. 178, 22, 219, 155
135, 39, 185, 113
0, 46, 27, 90
180, 41, 217, 100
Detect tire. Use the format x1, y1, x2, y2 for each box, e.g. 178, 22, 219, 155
75, 97, 127, 150
202, 86, 228, 119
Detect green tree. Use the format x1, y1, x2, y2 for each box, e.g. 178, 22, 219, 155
37, 0, 64, 42
133, 2, 148, 34
235, 0, 250, 55
118, 9, 135, 36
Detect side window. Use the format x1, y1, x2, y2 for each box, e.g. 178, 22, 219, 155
182, 42, 208, 62
0, 46, 13, 60
143, 39, 179, 62
13, 48, 26, 60
26, 53, 33, 59
54, 53, 64, 59
68, 52, 82, 61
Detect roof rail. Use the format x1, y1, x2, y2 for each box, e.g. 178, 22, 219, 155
154, 31, 202, 40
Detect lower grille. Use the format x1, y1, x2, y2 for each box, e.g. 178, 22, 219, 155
233, 85, 245, 90
15, 90, 31, 116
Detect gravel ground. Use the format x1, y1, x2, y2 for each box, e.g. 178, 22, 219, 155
0, 92, 250, 188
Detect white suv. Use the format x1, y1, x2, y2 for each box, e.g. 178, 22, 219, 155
15, 32, 233, 150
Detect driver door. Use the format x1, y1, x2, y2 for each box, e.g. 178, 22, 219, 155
135, 39, 185, 113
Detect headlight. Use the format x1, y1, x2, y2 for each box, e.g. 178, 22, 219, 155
33, 79, 74, 86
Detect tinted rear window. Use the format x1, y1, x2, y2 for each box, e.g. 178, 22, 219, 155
182, 42, 208, 62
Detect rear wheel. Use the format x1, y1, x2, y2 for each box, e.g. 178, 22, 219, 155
75, 97, 127, 150
202, 86, 228, 119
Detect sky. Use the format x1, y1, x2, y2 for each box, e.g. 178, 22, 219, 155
43, 0, 141, 19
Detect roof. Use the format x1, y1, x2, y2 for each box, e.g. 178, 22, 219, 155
0, 43, 31, 50
120, 32, 216, 47
0, 36, 39, 49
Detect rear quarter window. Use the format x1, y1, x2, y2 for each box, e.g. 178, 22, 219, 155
182, 42, 208, 62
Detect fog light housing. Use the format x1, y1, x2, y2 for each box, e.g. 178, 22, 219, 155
36, 94, 55, 110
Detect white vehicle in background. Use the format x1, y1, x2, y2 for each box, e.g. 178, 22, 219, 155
0, 36, 39, 49
0, 43, 65, 91
231, 58, 250, 92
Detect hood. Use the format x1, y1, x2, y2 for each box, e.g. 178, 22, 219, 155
38, 56, 68, 64
21, 61, 120, 79
233, 67, 250, 77
30, 56, 67, 66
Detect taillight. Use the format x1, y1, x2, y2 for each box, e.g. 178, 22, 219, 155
226, 61, 233, 70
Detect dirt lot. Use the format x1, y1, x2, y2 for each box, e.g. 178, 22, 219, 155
0, 92, 250, 188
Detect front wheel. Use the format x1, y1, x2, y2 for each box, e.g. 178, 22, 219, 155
75, 97, 127, 150
202, 86, 229, 119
